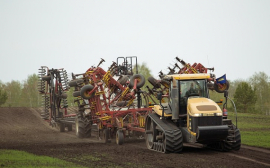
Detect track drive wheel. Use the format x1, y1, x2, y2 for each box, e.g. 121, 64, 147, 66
116, 130, 124, 145
145, 117, 157, 149
145, 114, 183, 153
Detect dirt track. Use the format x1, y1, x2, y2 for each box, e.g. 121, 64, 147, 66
1, 107, 270, 168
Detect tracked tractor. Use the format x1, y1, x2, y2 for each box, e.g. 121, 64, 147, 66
145, 73, 241, 153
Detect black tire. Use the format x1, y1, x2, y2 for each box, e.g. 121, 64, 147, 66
103, 128, 109, 143
232, 127, 241, 151
59, 123, 65, 132
129, 74, 145, 89
160, 79, 170, 88
173, 130, 183, 153
80, 84, 94, 99
67, 124, 72, 131
60, 93, 68, 99
116, 130, 124, 145
84, 121, 92, 138
148, 77, 161, 88
41, 75, 51, 81
207, 124, 240, 152
75, 114, 92, 138
75, 115, 85, 138
116, 101, 128, 107
73, 91, 81, 97
69, 79, 84, 87
214, 81, 230, 93
118, 75, 129, 85
221, 125, 240, 152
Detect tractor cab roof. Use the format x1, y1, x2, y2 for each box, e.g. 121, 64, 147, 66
166, 73, 210, 80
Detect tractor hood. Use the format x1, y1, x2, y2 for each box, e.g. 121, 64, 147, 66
187, 97, 222, 117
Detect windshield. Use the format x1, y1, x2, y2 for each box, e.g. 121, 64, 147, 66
179, 79, 208, 98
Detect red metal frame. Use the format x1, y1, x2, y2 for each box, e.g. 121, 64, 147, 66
81, 66, 152, 136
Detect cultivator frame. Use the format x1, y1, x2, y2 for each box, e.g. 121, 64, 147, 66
38, 66, 75, 131
146, 57, 229, 99
69, 57, 152, 144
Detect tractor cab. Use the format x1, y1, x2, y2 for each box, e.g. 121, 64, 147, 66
165, 73, 213, 119
178, 78, 209, 115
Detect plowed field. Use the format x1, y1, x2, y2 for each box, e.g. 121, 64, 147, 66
1, 107, 270, 168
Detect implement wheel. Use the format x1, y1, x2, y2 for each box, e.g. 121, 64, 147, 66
41, 75, 51, 81
118, 75, 129, 85
60, 93, 68, 99
75, 115, 85, 138
59, 123, 65, 132
160, 79, 170, 88
73, 91, 81, 97
103, 128, 110, 143
116, 101, 128, 107
67, 124, 72, 131
80, 84, 95, 99
69, 79, 84, 87
129, 74, 145, 89
116, 130, 124, 145
148, 76, 161, 88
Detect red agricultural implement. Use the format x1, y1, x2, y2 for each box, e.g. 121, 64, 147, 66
69, 56, 152, 144
38, 66, 75, 131
146, 57, 229, 96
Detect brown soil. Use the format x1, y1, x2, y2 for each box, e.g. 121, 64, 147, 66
0, 107, 270, 168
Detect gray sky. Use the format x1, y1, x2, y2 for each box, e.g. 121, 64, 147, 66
1, 0, 270, 83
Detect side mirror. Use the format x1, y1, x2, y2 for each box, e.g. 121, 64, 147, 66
157, 92, 163, 100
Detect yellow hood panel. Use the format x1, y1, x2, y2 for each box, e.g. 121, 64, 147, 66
187, 97, 222, 116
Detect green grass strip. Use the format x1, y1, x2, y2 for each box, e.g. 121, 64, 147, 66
229, 112, 270, 148
0, 149, 87, 168
241, 131, 270, 148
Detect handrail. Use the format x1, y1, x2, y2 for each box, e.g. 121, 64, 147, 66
227, 96, 238, 128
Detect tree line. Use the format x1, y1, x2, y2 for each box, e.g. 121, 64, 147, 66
205, 72, 270, 115
0, 66, 269, 115
0, 74, 40, 108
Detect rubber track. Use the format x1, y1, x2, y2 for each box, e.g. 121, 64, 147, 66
207, 124, 241, 152
148, 113, 183, 153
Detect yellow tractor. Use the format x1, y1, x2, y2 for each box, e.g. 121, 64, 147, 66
145, 73, 241, 153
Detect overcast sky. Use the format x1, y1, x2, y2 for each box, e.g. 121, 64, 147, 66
1, 0, 269, 83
